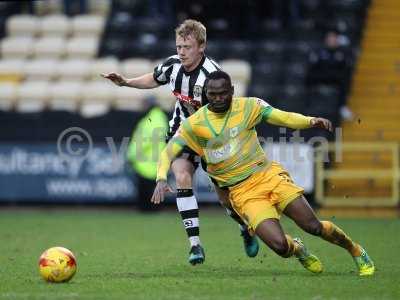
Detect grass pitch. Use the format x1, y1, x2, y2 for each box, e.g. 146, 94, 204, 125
0, 208, 399, 300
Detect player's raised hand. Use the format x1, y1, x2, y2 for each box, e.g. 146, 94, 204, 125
310, 117, 333, 132
101, 72, 127, 86
151, 180, 173, 204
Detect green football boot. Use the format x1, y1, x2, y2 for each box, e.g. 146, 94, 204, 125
188, 245, 205, 265
241, 229, 259, 257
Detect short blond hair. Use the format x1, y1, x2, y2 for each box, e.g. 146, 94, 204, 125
175, 19, 206, 45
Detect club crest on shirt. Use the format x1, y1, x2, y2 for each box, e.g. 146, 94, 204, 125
230, 127, 239, 138
193, 85, 202, 98
208, 144, 231, 162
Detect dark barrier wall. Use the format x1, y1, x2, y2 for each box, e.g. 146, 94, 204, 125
0, 143, 314, 203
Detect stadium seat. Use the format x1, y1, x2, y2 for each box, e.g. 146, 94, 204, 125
276, 85, 307, 114
56, 59, 92, 80
256, 39, 286, 62
90, 57, 120, 81
283, 62, 308, 85
204, 40, 223, 62
71, 15, 105, 37
106, 12, 136, 39
232, 82, 247, 98
80, 81, 115, 117
121, 58, 153, 78
39, 14, 71, 37
207, 18, 231, 40
0, 37, 34, 59
24, 59, 58, 81
289, 19, 317, 39
88, 0, 111, 16
326, 0, 366, 14
285, 41, 312, 63
0, 82, 17, 111
133, 17, 170, 39
259, 19, 285, 39
66, 37, 99, 59
114, 86, 153, 111
220, 40, 252, 61
151, 39, 176, 60
34, 0, 63, 16
33, 37, 66, 59
6, 14, 39, 37
220, 59, 251, 85
49, 81, 83, 111
251, 61, 283, 85
16, 81, 50, 113
301, 0, 323, 19
154, 85, 176, 112
98, 36, 126, 59
124, 37, 159, 59
247, 83, 281, 104
0, 59, 25, 82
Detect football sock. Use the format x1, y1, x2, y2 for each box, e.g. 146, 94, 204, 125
320, 221, 362, 257
225, 208, 247, 232
281, 234, 300, 258
176, 189, 201, 248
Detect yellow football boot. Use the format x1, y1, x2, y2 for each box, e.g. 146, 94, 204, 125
293, 238, 323, 274
353, 246, 375, 276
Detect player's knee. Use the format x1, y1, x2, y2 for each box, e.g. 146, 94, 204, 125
270, 238, 289, 256
174, 170, 193, 187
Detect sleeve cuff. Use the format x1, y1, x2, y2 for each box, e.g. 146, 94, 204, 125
153, 72, 167, 85
261, 106, 273, 121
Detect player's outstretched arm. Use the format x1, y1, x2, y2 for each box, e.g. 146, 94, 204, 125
101, 72, 159, 89
151, 140, 184, 204
266, 108, 332, 132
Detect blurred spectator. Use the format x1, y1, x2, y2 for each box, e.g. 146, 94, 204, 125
126, 97, 168, 211
306, 31, 354, 121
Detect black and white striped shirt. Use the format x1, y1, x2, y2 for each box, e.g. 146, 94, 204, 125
153, 55, 220, 140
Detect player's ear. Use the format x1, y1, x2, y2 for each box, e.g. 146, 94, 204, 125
199, 42, 206, 53
230, 85, 234, 96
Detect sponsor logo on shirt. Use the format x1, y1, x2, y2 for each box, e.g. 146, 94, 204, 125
173, 91, 202, 109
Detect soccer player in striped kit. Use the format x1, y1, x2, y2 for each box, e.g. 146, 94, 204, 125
102, 20, 258, 265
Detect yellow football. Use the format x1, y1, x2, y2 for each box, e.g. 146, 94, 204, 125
38, 247, 77, 283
